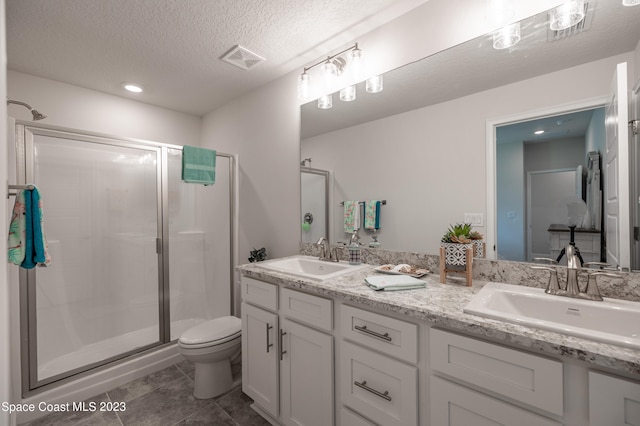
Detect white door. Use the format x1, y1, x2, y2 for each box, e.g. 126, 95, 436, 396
603, 62, 631, 269
527, 169, 577, 261
631, 83, 640, 270
242, 303, 279, 417
280, 318, 333, 426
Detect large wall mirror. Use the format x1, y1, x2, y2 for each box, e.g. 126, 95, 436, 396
300, 1, 640, 270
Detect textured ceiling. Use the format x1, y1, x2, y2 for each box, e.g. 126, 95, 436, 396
6, 0, 429, 116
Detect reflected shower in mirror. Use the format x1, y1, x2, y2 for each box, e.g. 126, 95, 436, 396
301, 167, 331, 245
300, 1, 640, 268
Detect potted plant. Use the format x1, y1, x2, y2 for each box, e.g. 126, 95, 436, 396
440, 223, 474, 270
469, 230, 485, 258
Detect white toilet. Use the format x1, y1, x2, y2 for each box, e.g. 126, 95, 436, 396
178, 315, 242, 399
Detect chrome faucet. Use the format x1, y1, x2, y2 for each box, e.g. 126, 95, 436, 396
532, 256, 621, 301
564, 244, 581, 296
316, 237, 330, 260
316, 237, 342, 262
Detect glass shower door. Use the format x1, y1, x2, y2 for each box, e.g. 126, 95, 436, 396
26, 130, 162, 386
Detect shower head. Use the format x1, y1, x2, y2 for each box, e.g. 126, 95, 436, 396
31, 109, 47, 121
6, 99, 47, 121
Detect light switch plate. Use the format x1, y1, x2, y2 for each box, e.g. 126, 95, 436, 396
463, 213, 484, 226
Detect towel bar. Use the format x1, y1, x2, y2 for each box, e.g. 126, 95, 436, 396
7, 184, 35, 198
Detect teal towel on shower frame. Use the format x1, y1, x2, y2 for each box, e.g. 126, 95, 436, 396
182, 145, 216, 185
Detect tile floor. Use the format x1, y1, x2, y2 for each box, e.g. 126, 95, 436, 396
24, 359, 271, 426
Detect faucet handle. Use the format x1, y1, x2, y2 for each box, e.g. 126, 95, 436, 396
534, 257, 558, 265
583, 262, 612, 270
531, 265, 561, 293
584, 271, 623, 300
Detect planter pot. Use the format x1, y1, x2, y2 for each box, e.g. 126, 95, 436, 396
441, 242, 473, 270
472, 240, 485, 258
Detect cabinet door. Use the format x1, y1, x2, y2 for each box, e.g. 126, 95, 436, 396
430, 377, 561, 426
280, 318, 334, 426
589, 371, 640, 426
242, 303, 279, 417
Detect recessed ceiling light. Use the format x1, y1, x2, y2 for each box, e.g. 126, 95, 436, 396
123, 83, 143, 93
534, 130, 545, 135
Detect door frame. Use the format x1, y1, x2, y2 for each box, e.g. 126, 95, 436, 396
486, 96, 608, 260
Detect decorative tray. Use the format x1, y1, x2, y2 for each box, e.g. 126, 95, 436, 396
373, 264, 429, 278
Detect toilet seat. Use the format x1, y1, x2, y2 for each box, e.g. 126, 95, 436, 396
178, 316, 241, 349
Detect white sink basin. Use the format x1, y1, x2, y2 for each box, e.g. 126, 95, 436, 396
255, 255, 368, 281
464, 282, 640, 350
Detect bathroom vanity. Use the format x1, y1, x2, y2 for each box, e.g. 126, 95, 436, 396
237, 257, 640, 426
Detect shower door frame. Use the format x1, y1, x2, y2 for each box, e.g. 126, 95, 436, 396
15, 122, 237, 395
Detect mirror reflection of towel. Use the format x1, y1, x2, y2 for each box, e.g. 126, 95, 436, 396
364, 200, 381, 230
344, 201, 359, 233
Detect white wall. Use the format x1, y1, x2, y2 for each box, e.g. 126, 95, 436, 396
200, 75, 301, 266
497, 141, 525, 261
302, 52, 634, 255
585, 108, 605, 160
7, 71, 201, 145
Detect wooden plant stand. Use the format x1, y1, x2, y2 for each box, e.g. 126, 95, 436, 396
439, 246, 473, 287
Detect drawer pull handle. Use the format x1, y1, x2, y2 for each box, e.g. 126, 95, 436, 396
354, 380, 392, 401
354, 325, 392, 342
266, 324, 273, 353
280, 329, 287, 360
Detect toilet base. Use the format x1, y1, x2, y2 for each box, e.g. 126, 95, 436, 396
193, 358, 233, 399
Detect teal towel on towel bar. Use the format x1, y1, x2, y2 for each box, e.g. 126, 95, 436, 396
10, 186, 51, 269
182, 145, 216, 185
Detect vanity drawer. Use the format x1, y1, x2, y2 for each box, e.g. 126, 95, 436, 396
341, 304, 418, 363
341, 341, 417, 426
241, 276, 278, 311
430, 376, 562, 426
340, 406, 377, 426
280, 288, 333, 331
430, 328, 563, 416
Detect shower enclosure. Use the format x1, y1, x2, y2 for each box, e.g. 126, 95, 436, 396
300, 167, 331, 245
13, 123, 235, 394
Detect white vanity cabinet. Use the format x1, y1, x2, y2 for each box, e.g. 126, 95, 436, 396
589, 371, 640, 426
429, 328, 563, 426
241, 276, 334, 426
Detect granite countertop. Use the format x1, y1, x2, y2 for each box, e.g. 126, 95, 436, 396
237, 256, 640, 377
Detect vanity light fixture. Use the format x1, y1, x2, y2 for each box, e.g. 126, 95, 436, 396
318, 94, 333, 109
340, 85, 356, 102
623, 0, 640, 5
493, 22, 521, 49
123, 83, 143, 93
365, 75, 384, 93
297, 43, 363, 101
549, 0, 586, 31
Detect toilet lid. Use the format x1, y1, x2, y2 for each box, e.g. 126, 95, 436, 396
179, 316, 241, 346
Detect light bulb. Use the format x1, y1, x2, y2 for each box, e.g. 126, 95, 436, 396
340, 86, 356, 102
623, 0, 640, 5
123, 83, 143, 93
297, 72, 310, 101
493, 23, 521, 49
322, 59, 337, 87
317, 94, 333, 109
366, 75, 383, 94
350, 46, 363, 78
549, 0, 585, 31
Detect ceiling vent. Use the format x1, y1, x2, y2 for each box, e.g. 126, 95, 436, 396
547, 1, 593, 42
220, 45, 266, 70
